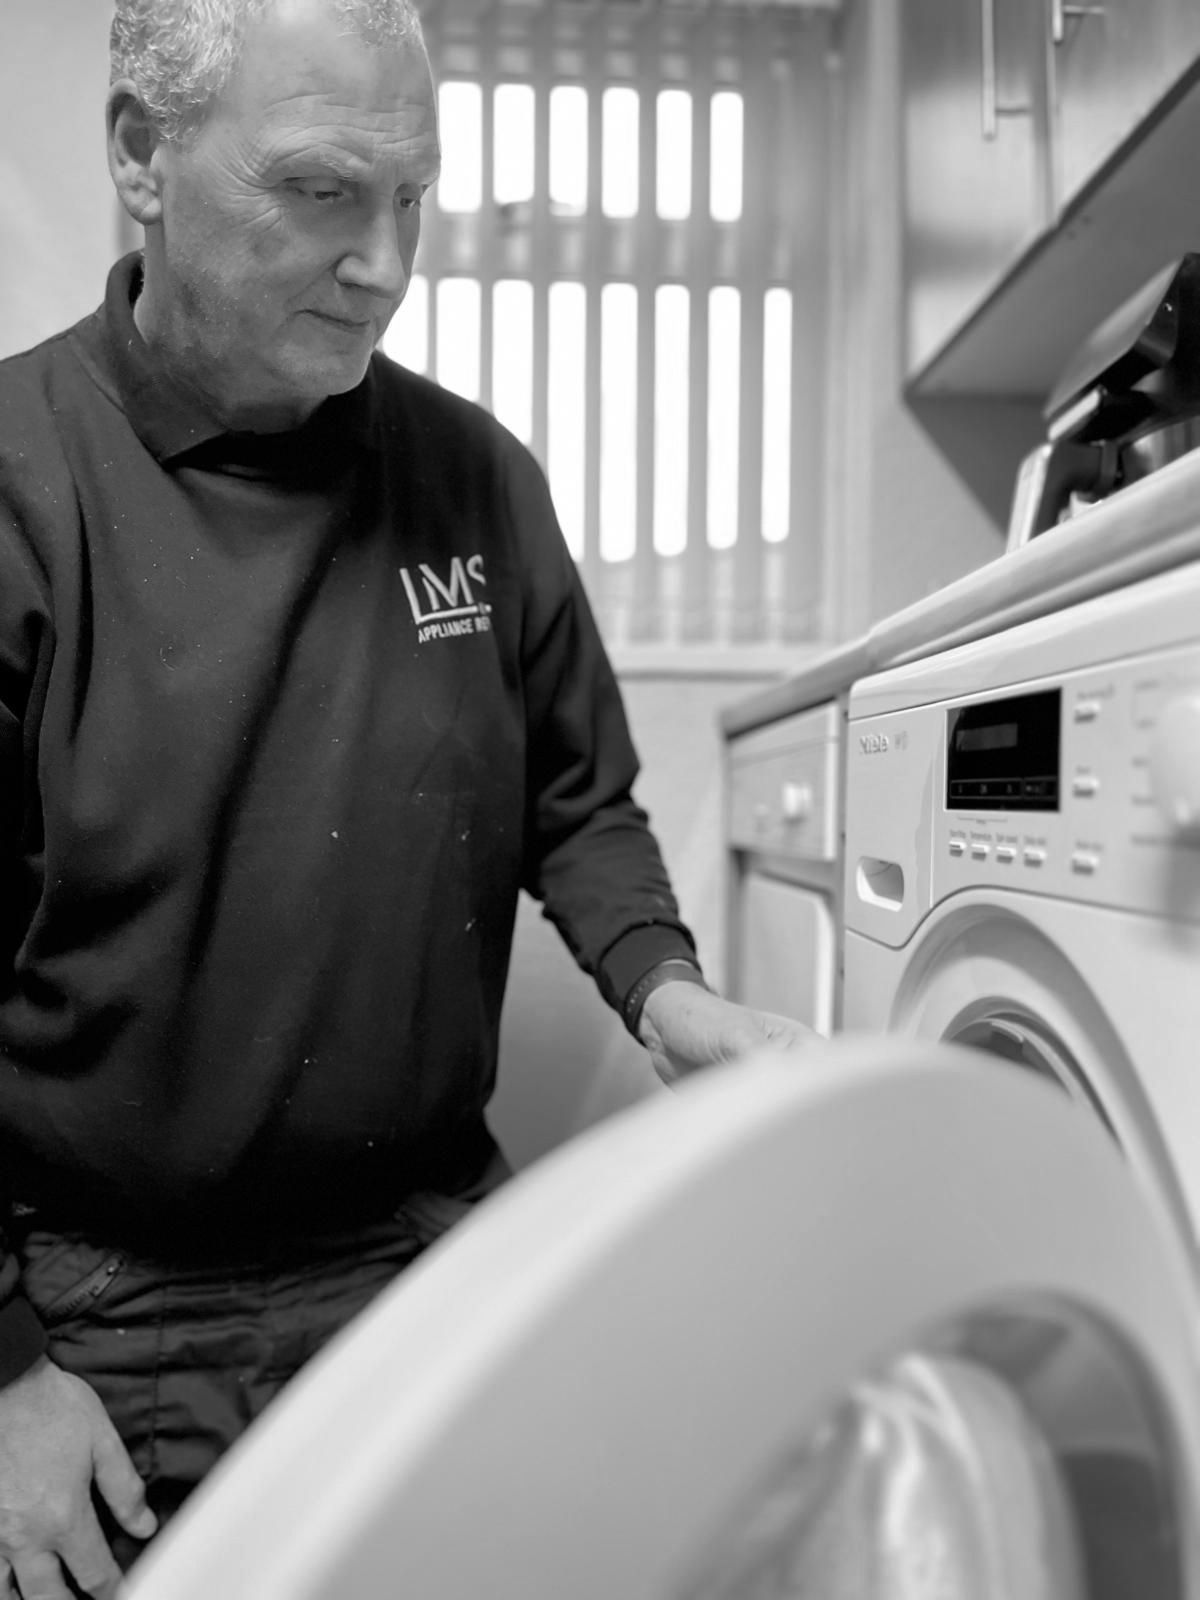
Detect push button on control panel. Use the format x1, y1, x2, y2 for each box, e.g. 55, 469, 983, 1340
1071, 851, 1100, 875
1073, 699, 1102, 723
970, 842, 990, 860
949, 839, 966, 857
995, 845, 1016, 864
1071, 774, 1100, 798
1023, 846, 1047, 868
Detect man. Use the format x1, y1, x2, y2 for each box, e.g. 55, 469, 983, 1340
0, 0, 809, 1594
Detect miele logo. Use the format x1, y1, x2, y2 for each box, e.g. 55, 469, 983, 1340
859, 732, 890, 755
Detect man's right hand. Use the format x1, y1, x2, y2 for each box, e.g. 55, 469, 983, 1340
0, 1356, 156, 1599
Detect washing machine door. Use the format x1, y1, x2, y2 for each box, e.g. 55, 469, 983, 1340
845, 897, 1200, 1270
122, 1038, 1200, 1600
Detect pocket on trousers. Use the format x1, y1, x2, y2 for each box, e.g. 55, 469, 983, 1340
398, 1151, 512, 1250
397, 1191, 474, 1250
19, 1234, 128, 1329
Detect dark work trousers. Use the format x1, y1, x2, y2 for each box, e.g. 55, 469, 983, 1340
15, 1151, 511, 1577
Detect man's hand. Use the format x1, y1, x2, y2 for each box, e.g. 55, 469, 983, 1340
0, 1356, 156, 1599
638, 982, 818, 1086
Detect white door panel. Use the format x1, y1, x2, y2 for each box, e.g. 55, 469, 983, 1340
125, 1039, 1200, 1600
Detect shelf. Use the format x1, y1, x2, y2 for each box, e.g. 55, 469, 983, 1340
907, 59, 1200, 402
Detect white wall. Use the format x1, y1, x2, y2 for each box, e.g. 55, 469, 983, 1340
0, 3, 120, 358
491, 667, 783, 1169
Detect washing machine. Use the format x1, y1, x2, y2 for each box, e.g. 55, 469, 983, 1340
721, 404, 1200, 1041
121, 1037, 1200, 1600
843, 551, 1200, 1284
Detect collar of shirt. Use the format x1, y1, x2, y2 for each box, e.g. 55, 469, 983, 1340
74, 253, 377, 475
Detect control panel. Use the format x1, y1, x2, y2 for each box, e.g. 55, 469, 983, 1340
727, 702, 840, 865
844, 555, 1200, 947
933, 646, 1200, 918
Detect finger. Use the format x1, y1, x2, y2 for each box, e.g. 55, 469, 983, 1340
56, 1502, 124, 1600
9, 1549, 74, 1600
745, 1008, 816, 1035
90, 1415, 157, 1542
0, 1558, 15, 1599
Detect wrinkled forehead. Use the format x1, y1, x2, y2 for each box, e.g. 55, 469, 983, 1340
215, 0, 436, 133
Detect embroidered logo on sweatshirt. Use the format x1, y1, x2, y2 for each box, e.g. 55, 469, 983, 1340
400, 554, 493, 644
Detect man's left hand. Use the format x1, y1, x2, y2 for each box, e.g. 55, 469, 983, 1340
637, 982, 818, 1086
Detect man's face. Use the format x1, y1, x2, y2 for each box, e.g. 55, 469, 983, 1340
142, 0, 440, 428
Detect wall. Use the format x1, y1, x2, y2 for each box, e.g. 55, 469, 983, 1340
822, 0, 1043, 637
0, 2, 120, 359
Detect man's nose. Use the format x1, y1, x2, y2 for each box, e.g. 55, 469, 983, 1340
336, 204, 413, 301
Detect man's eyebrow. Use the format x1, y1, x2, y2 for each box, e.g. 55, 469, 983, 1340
263, 149, 368, 182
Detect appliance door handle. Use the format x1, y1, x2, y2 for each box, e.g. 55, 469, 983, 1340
982, 0, 1036, 140
855, 857, 906, 911
1051, 0, 1106, 47
981, 0, 998, 139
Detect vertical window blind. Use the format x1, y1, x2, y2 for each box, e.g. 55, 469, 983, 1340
385, 1, 834, 648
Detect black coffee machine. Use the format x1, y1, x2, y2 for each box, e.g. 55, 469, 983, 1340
1007, 253, 1200, 551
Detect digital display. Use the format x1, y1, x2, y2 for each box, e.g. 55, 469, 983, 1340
946, 690, 1060, 811
954, 724, 1018, 754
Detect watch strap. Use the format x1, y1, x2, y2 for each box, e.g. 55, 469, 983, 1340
623, 958, 710, 1038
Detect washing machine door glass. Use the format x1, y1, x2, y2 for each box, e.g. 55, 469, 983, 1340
950, 1012, 1117, 1134
678, 1299, 1177, 1600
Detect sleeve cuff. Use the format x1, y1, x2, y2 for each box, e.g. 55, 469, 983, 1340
597, 923, 702, 1015
0, 1294, 48, 1388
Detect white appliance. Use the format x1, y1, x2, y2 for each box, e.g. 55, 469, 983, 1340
123, 1039, 1200, 1599
723, 435, 1200, 1044
725, 699, 845, 1033
722, 641, 870, 1034
843, 553, 1200, 1273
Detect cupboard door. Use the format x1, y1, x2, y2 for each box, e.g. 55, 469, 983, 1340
734, 874, 835, 1035
903, 0, 1052, 377
1050, 0, 1200, 213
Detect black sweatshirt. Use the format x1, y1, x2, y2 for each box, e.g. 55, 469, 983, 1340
0, 255, 698, 1381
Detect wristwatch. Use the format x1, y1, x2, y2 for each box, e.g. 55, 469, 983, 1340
623, 958, 710, 1038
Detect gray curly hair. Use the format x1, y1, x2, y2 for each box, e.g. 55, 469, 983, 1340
110, 0, 425, 144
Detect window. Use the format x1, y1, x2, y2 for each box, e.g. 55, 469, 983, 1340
436, 82, 483, 213
602, 88, 639, 219
547, 281, 586, 559
435, 278, 481, 401
656, 90, 692, 221
383, 6, 830, 646
492, 279, 534, 443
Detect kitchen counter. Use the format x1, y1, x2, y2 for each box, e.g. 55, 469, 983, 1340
724, 445, 1200, 744
867, 447, 1200, 672
718, 637, 872, 738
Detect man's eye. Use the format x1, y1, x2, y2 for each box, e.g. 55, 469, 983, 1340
396, 195, 422, 212
293, 181, 348, 204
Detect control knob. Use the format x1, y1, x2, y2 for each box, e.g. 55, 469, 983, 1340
1148, 694, 1200, 834
780, 781, 814, 824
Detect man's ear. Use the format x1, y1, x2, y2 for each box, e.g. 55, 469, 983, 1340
107, 80, 166, 226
